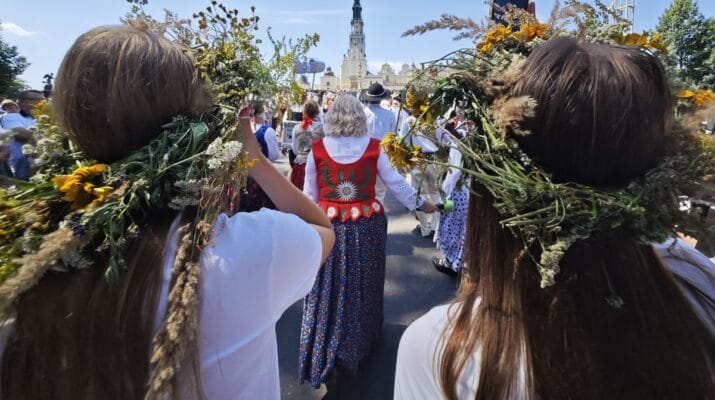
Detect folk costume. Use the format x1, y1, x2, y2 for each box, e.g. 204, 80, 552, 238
400, 117, 441, 237
299, 135, 424, 387
254, 123, 281, 162
290, 115, 323, 190
362, 83, 396, 204
434, 138, 470, 273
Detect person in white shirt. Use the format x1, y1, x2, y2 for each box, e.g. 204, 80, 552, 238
0, 25, 335, 400
361, 83, 397, 203
0, 90, 43, 129
390, 97, 410, 130
395, 38, 715, 400
400, 115, 441, 238
432, 129, 469, 276
252, 102, 281, 162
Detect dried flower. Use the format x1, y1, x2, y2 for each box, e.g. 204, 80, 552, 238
51, 164, 114, 210
380, 132, 424, 173
677, 89, 715, 107
614, 31, 668, 54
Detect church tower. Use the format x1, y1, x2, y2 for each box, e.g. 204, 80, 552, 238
340, 0, 369, 90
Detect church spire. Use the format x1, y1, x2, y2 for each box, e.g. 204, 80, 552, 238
352, 0, 362, 20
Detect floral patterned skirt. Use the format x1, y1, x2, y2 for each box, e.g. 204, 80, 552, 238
298, 214, 388, 388
434, 186, 469, 270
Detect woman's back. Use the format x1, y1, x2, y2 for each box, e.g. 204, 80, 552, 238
395, 241, 715, 399
163, 209, 322, 399
394, 37, 715, 400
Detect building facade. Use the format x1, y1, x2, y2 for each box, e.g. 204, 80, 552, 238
307, 0, 416, 93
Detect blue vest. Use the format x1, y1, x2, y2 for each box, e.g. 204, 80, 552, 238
255, 125, 269, 158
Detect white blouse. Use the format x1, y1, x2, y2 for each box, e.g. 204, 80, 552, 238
158, 209, 323, 399
303, 135, 424, 211
394, 241, 715, 400
442, 146, 464, 197
0, 209, 323, 400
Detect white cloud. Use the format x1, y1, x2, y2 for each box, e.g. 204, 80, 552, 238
264, 9, 348, 24
285, 18, 311, 25
0, 22, 39, 37
267, 9, 347, 17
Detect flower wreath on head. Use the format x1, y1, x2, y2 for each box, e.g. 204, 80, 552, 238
384, 19, 714, 302
0, 2, 304, 398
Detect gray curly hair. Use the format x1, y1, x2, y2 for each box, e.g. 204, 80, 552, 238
323, 94, 368, 137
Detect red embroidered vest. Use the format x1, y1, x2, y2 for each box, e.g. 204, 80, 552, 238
312, 138, 384, 222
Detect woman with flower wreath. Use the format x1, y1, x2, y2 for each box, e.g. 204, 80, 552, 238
289, 100, 323, 190
298, 94, 437, 389
0, 25, 335, 400
432, 123, 471, 277
395, 38, 715, 399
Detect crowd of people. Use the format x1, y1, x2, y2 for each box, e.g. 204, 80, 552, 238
0, 90, 45, 181
0, 22, 713, 400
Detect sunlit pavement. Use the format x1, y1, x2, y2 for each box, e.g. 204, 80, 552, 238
271, 157, 459, 399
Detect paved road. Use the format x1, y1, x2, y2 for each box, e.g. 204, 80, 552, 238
275, 164, 459, 399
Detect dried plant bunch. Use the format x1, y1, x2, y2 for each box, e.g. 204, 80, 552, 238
0, 1, 320, 397
387, 9, 713, 296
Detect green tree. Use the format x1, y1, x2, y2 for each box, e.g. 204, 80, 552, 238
656, 0, 715, 87
0, 25, 30, 96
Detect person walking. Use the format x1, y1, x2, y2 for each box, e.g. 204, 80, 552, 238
361, 83, 396, 203
399, 116, 441, 238
290, 100, 323, 190
299, 94, 436, 390
432, 128, 470, 277
0, 25, 335, 400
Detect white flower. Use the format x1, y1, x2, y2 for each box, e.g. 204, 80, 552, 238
221, 141, 242, 161
174, 179, 206, 193
205, 137, 223, 156
207, 158, 223, 169
21, 144, 35, 155
335, 181, 358, 202
206, 139, 243, 169
169, 196, 199, 210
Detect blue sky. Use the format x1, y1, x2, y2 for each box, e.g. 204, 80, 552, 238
2, 0, 714, 90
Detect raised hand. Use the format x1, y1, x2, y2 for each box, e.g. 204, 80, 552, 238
237, 106, 263, 162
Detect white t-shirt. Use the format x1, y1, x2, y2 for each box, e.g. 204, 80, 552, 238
157, 209, 322, 399
364, 103, 397, 141
0, 112, 34, 129
0, 209, 322, 399
255, 125, 281, 161
394, 241, 715, 400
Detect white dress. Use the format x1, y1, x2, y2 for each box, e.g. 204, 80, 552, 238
394, 241, 715, 399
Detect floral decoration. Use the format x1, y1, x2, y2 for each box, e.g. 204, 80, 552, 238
677, 89, 715, 107
380, 132, 423, 174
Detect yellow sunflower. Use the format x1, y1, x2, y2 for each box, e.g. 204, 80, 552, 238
51, 164, 113, 210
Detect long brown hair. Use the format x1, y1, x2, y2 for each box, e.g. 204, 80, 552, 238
440, 38, 715, 399
1, 25, 206, 399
